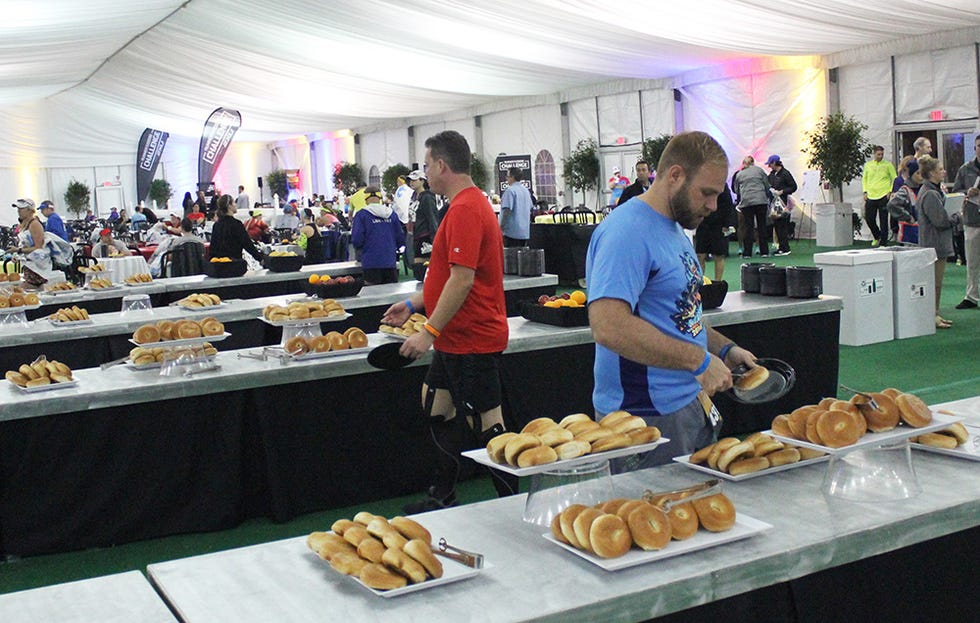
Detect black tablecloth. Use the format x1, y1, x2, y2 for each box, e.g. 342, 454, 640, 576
529, 223, 596, 286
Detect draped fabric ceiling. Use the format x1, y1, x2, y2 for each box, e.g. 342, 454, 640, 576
1, 0, 979, 167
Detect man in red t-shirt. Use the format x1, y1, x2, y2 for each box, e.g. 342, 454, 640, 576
382, 130, 512, 513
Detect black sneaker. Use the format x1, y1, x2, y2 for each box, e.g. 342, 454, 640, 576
403, 486, 458, 514
955, 299, 978, 309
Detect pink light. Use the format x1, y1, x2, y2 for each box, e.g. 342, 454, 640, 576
929, 110, 943, 121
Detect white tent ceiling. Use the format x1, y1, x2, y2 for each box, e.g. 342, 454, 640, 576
1, 0, 979, 166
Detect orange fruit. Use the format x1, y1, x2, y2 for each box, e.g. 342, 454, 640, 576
321, 274, 331, 281
308, 274, 320, 284
563, 299, 580, 307
570, 290, 587, 305
543, 300, 562, 308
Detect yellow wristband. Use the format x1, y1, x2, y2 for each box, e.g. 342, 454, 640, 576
423, 323, 441, 339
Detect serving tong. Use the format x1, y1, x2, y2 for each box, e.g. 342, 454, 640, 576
100, 355, 130, 370
236, 347, 293, 365
432, 538, 484, 569
839, 384, 880, 410
641, 479, 721, 512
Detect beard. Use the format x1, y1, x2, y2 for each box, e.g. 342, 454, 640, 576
669, 181, 704, 229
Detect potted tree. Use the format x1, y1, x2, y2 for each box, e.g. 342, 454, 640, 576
470, 154, 489, 193
803, 112, 873, 246
642, 134, 673, 173
561, 138, 600, 209
381, 163, 411, 197
265, 169, 289, 204
149, 179, 173, 210
63, 179, 91, 219
333, 162, 364, 196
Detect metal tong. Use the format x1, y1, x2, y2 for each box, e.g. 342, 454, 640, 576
100, 355, 130, 370
839, 384, 879, 410
182, 364, 221, 377
642, 479, 721, 512
236, 347, 293, 365
432, 538, 484, 569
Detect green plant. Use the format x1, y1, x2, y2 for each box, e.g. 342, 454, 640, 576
470, 155, 489, 192
148, 179, 173, 209
803, 112, 873, 200
333, 162, 364, 196
63, 179, 91, 218
561, 139, 600, 208
381, 163, 411, 197
642, 134, 673, 172
265, 169, 289, 201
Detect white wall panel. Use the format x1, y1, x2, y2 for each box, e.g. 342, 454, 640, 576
895, 45, 978, 123
641, 88, 676, 138
838, 60, 895, 210
598, 92, 641, 146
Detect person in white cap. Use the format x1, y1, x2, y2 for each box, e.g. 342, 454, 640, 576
409, 169, 439, 269
12, 198, 45, 254
608, 166, 630, 207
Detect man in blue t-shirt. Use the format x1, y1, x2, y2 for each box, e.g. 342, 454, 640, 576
39, 200, 69, 242
499, 167, 532, 247
586, 131, 759, 469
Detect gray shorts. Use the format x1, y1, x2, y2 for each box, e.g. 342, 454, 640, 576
601, 396, 720, 474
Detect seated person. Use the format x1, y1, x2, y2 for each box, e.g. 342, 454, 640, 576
91, 228, 130, 258
244, 210, 270, 242
275, 204, 300, 231
316, 205, 340, 228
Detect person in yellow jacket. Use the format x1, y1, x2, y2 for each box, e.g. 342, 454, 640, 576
862, 146, 898, 247
347, 182, 368, 218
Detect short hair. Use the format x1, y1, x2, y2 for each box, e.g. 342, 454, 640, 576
508, 167, 523, 182
897, 155, 915, 174
658, 132, 729, 179
873, 145, 885, 152
635, 160, 649, 169
238, 185, 245, 192
917, 155, 940, 179
217, 194, 234, 215
424, 130, 471, 174
180, 218, 193, 233
913, 136, 930, 152
742, 156, 755, 166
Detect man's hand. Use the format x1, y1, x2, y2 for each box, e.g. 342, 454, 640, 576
723, 345, 757, 370
381, 300, 411, 328
696, 355, 732, 396
400, 329, 434, 359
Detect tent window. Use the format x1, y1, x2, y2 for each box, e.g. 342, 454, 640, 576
534, 150, 557, 207
368, 165, 381, 188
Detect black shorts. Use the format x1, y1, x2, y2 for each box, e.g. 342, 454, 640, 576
694, 230, 729, 256
425, 351, 503, 415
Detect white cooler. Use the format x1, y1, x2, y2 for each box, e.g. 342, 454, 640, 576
814, 249, 894, 346
881, 246, 937, 339
815, 202, 853, 247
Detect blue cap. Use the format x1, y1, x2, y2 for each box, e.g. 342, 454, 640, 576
766, 155, 781, 165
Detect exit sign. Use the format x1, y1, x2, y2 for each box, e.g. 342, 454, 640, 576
615, 136, 626, 145
929, 110, 944, 121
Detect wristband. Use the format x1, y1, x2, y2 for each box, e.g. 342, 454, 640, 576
693, 352, 711, 376
404, 299, 415, 314
423, 323, 441, 339
718, 342, 737, 362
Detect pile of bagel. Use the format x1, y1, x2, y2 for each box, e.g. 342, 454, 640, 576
263, 299, 345, 321
551, 492, 737, 559
6, 357, 74, 388
912, 423, 970, 449
486, 411, 661, 469
78, 264, 109, 273
0, 273, 20, 283
48, 305, 90, 322
307, 513, 443, 591
379, 313, 428, 337
86, 278, 114, 289
45, 281, 77, 292
284, 328, 368, 355
124, 273, 153, 284
771, 389, 933, 449
0, 292, 39, 308
132, 317, 225, 344
129, 343, 217, 366
688, 433, 825, 476
177, 293, 221, 308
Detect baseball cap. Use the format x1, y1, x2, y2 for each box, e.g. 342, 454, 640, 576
99, 228, 111, 237
251, 209, 262, 217
612, 166, 621, 174
906, 159, 920, 176
12, 198, 35, 210
407, 169, 426, 181
766, 155, 781, 165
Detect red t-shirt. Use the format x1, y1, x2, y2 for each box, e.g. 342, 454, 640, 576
423, 186, 508, 354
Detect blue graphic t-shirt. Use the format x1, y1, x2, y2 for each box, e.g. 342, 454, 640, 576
586, 198, 706, 416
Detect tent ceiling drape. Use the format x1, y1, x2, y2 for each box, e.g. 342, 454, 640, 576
1, 0, 979, 165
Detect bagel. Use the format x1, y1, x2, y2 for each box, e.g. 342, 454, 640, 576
797, 447, 827, 460
717, 441, 754, 473
590, 433, 632, 453
31, 361, 49, 378
818, 397, 838, 410
627, 426, 661, 445
608, 415, 648, 435
665, 503, 699, 540
751, 439, 784, 458
707, 438, 742, 470
309, 335, 331, 352
0, 297, 8, 308
26, 377, 51, 388
486, 432, 518, 463
804, 409, 826, 444
598, 498, 631, 515
24, 293, 39, 305
940, 422, 969, 445
691, 493, 736, 532
364, 517, 394, 540
201, 320, 224, 337
557, 413, 592, 428
517, 444, 558, 468
598, 410, 633, 427
787, 407, 814, 440
19, 364, 38, 380
588, 514, 632, 558
133, 324, 161, 344
566, 420, 601, 436
854, 392, 900, 432
550, 513, 569, 544
284, 336, 309, 355
554, 439, 591, 460
356, 537, 385, 563
352, 511, 382, 526
615, 500, 652, 523
743, 432, 771, 446
8, 293, 24, 307
307, 531, 355, 561
728, 456, 770, 475
176, 321, 202, 339
895, 393, 933, 428
771, 414, 793, 438
559, 504, 588, 549
359, 562, 406, 590
521, 417, 559, 436
915, 432, 958, 449
341, 525, 371, 547
537, 427, 574, 447
380, 530, 408, 551
504, 433, 541, 465
627, 503, 671, 550
766, 447, 801, 467
403, 538, 443, 579
156, 320, 176, 340
571, 507, 604, 553
735, 365, 769, 391
381, 546, 427, 584
326, 331, 348, 351
816, 409, 865, 448
880, 388, 903, 399
5, 371, 28, 387
689, 442, 716, 465
329, 551, 369, 576
573, 427, 616, 444
346, 328, 368, 349
389, 516, 431, 544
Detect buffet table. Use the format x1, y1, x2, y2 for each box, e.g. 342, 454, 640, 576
0, 295, 841, 557
146, 398, 979, 623
0, 571, 177, 623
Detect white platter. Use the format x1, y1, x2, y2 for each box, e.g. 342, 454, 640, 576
128, 332, 230, 348
338, 554, 488, 598
673, 452, 829, 481
10, 379, 79, 393
48, 318, 95, 327
910, 423, 980, 462
380, 330, 411, 340
542, 514, 772, 571
289, 345, 372, 361
462, 437, 670, 477
126, 355, 217, 370
42, 287, 82, 295
84, 285, 121, 292
175, 301, 228, 311
0, 303, 42, 314
123, 281, 154, 287
768, 412, 962, 455
258, 312, 351, 327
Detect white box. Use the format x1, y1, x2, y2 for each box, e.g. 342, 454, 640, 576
814, 249, 894, 346
881, 246, 937, 339
814, 203, 853, 247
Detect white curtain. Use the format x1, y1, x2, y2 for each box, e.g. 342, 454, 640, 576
598, 92, 642, 146
838, 60, 895, 213
894, 45, 979, 124
641, 89, 676, 139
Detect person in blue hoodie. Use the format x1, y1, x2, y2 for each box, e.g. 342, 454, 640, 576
351, 186, 405, 284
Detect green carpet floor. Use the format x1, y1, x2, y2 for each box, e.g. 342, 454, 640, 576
1, 238, 977, 595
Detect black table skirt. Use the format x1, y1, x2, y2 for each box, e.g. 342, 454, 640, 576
529, 223, 596, 286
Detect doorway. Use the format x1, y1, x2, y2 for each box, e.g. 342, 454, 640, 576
600, 148, 642, 209
897, 125, 977, 184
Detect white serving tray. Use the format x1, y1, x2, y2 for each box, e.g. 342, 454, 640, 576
288, 345, 371, 361
42, 287, 81, 295
126, 355, 217, 370
175, 301, 228, 311
768, 411, 962, 455
673, 452, 829, 481
461, 437, 670, 477
333, 554, 488, 598
258, 312, 351, 327
128, 332, 230, 348
10, 379, 79, 393
0, 303, 42, 314
910, 423, 980, 462
48, 318, 95, 327
542, 514, 772, 571
84, 284, 121, 292
123, 281, 154, 287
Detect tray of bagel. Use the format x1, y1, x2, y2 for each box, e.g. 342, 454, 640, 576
910, 419, 980, 461
123, 273, 153, 286
0, 292, 41, 312
278, 327, 371, 360
47, 305, 94, 326
129, 318, 229, 348
259, 299, 349, 326
765, 389, 963, 455
542, 481, 772, 571
463, 411, 668, 477
173, 292, 225, 310
673, 432, 829, 481
307, 512, 486, 597
42, 281, 79, 295
126, 343, 219, 370
379, 313, 429, 340
5, 357, 77, 392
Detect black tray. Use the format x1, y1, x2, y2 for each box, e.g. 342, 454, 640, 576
700, 281, 729, 309
303, 277, 364, 299
264, 255, 304, 273
520, 301, 589, 327
204, 259, 248, 278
